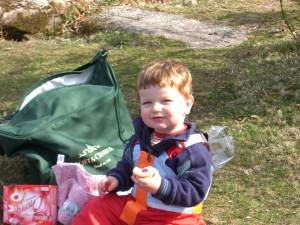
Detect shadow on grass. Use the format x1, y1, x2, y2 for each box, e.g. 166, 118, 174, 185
220, 11, 282, 26
217, 7, 299, 27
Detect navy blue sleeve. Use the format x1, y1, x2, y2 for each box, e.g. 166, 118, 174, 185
106, 136, 135, 191
154, 143, 213, 207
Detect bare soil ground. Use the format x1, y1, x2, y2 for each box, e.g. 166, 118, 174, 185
98, 6, 248, 49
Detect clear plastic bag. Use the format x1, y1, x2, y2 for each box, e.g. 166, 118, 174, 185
206, 126, 235, 170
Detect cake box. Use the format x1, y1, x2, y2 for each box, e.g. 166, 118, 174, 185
2, 185, 57, 225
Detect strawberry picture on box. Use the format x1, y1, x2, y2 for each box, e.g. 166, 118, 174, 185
2, 185, 57, 225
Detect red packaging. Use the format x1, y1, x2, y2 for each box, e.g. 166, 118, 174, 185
2, 185, 57, 225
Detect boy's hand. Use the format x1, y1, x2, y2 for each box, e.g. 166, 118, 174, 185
131, 166, 161, 195
99, 176, 119, 193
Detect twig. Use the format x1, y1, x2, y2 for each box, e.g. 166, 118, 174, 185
280, 0, 299, 46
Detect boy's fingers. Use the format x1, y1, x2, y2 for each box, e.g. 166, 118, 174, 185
99, 178, 109, 192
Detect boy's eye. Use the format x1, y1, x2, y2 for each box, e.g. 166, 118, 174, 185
142, 101, 151, 105
163, 99, 172, 103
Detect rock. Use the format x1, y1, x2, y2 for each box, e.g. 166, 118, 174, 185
0, 0, 92, 40
183, 0, 198, 6
28, 0, 51, 8
2, 7, 50, 40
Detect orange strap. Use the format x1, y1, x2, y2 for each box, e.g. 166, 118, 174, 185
120, 151, 154, 225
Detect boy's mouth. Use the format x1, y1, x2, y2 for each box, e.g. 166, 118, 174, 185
152, 116, 164, 120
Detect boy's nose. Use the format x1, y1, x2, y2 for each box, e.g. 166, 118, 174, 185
152, 102, 162, 111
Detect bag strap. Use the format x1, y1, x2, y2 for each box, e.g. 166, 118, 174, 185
79, 48, 131, 144
102, 50, 131, 144
120, 150, 154, 225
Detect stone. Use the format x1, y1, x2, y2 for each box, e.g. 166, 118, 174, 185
0, 0, 83, 40
183, 0, 198, 6
27, 0, 50, 8
2, 7, 50, 40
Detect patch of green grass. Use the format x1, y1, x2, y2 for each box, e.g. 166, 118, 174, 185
0, 0, 300, 224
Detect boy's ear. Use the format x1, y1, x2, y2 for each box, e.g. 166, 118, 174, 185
185, 95, 194, 115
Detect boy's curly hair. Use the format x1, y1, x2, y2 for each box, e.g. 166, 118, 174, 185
138, 59, 192, 99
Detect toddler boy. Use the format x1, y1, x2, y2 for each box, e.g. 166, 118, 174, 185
72, 59, 213, 225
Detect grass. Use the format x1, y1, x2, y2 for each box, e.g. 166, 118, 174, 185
0, 0, 299, 224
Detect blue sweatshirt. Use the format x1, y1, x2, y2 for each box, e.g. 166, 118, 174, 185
107, 117, 213, 208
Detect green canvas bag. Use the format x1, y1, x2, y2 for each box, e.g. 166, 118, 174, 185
0, 49, 134, 184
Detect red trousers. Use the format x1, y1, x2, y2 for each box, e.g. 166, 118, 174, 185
72, 193, 205, 225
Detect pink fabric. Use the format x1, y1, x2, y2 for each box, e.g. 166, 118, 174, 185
52, 163, 104, 225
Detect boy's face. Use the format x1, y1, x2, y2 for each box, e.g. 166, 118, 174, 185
139, 85, 194, 134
